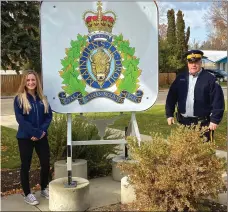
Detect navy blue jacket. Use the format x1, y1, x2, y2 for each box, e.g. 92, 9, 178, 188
14, 93, 53, 139
165, 69, 225, 124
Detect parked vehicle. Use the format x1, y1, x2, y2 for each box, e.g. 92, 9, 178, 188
205, 69, 227, 82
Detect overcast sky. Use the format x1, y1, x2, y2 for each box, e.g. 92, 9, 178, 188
157, 1, 211, 45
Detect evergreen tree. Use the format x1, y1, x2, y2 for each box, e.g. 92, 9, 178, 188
1, 1, 40, 73
166, 9, 176, 54
159, 39, 169, 73
159, 9, 190, 73
176, 10, 185, 66
185, 26, 190, 52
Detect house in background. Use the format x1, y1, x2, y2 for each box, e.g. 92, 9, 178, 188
201, 50, 227, 72
216, 56, 227, 72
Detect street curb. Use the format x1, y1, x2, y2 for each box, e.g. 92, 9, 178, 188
1, 96, 14, 99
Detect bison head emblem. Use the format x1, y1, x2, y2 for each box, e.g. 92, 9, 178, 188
90, 48, 111, 85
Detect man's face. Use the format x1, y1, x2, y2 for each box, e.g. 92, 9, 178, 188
187, 59, 202, 75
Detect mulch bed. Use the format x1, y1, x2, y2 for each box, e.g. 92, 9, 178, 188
1, 168, 54, 196
90, 202, 227, 212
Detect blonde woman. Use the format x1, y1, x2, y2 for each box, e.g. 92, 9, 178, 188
14, 71, 52, 205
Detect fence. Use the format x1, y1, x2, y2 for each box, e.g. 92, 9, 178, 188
159, 73, 176, 86
1, 73, 176, 96
1, 75, 23, 96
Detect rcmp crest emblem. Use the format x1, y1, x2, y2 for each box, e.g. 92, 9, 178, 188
58, 1, 144, 105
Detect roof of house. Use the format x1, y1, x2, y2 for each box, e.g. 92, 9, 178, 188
202, 58, 215, 63
215, 56, 227, 63
0, 70, 22, 75
200, 50, 227, 62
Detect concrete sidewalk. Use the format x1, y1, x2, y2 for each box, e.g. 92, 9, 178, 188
1, 176, 121, 211
1, 166, 227, 211
1, 115, 18, 130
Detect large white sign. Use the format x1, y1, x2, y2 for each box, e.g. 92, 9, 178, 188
41, 1, 158, 113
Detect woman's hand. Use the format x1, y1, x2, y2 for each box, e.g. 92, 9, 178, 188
31, 136, 38, 141
31, 131, 45, 141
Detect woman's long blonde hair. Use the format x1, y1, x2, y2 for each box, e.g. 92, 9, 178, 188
16, 71, 49, 114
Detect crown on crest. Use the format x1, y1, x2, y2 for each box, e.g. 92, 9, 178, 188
83, 1, 116, 33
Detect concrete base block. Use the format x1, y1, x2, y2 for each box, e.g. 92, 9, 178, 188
218, 193, 227, 206
112, 155, 128, 181
49, 177, 90, 211
54, 159, 87, 179
218, 172, 227, 206
121, 176, 136, 204
112, 156, 137, 182
207, 172, 227, 206
222, 172, 227, 184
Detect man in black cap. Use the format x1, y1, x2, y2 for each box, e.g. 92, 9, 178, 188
165, 49, 225, 142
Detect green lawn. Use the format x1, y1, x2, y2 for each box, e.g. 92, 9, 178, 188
85, 104, 227, 151
1, 126, 39, 169
1, 126, 21, 169
219, 81, 227, 87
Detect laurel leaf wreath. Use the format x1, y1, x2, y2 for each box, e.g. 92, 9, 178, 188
113, 34, 141, 95
59, 34, 88, 96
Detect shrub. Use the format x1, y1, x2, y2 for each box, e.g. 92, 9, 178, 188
71, 129, 121, 178
48, 113, 122, 178
118, 124, 226, 211
48, 114, 68, 167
